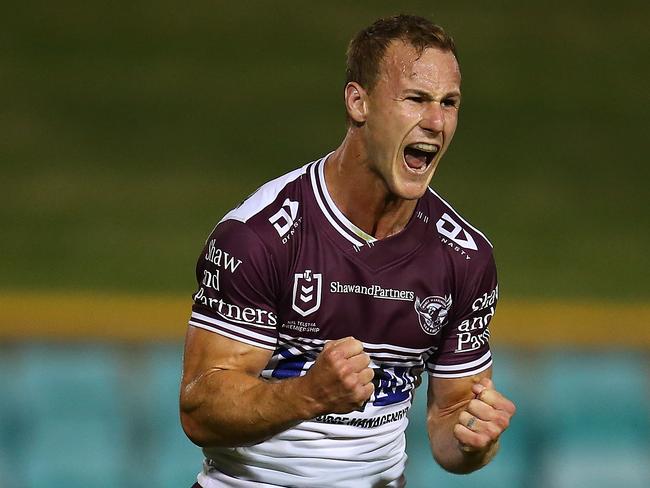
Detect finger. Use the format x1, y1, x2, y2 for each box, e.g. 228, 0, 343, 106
479, 377, 493, 389
356, 367, 375, 385
322, 338, 364, 361
459, 410, 493, 433
346, 352, 371, 372
471, 377, 493, 396
453, 423, 491, 452
473, 389, 516, 415
335, 338, 364, 359
465, 398, 498, 422
351, 380, 375, 408
323, 336, 353, 350
360, 381, 375, 400
459, 410, 505, 440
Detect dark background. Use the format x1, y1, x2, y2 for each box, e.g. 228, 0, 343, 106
2, 0, 648, 301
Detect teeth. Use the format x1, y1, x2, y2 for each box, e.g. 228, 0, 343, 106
409, 143, 439, 154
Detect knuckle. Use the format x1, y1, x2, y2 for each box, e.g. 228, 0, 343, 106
485, 409, 500, 422
507, 401, 517, 416
364, 367, 375, 381
485, 424, 501, 440
477, 434, 492, 449
341, 375, 357, 390
497, 414, 510, 430
468, 399, 482, 411
338, 362, 352, 376
478, 389, 492, 402
357, 385, 371, 400
322, 347, 338, 363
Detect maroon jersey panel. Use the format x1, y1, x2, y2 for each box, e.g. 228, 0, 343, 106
190, 218, 281, 350
189, 155, 498, 394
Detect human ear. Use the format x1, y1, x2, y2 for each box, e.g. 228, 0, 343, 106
344, 82, 367, 123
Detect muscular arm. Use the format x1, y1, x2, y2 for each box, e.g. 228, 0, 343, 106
179, 327, 374, 448
426, 368, 515, 474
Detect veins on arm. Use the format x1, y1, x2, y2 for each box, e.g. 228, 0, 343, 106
179, 327, 285, 447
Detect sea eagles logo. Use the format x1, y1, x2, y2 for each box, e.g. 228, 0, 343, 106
415, 295, 452, 335
292, 270, 322, 317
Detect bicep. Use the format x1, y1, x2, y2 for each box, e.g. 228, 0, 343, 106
427, 367, 493, 419
181, 326, 273, 394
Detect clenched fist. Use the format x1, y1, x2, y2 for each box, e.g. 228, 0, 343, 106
454, 377, 516, 453
301, 337, 375, 415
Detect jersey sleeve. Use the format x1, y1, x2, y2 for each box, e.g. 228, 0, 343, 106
188, 219, 279, 351
426, 253, 498, 378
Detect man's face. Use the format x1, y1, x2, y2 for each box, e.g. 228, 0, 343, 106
362, 41, 461, 200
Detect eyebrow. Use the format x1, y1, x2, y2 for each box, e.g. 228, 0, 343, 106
403, 88, 461, 100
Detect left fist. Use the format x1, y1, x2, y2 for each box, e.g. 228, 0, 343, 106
454, 377, 516, 453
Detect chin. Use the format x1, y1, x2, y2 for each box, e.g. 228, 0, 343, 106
390, 180, 430, 201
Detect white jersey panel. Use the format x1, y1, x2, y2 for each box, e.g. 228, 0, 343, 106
219, 164, 309, 225
200, 413, 408, 487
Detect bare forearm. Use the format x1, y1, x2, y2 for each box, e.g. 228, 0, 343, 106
428, 410, 498, 474
180, 335, 374, 448
181, 369, 318, 448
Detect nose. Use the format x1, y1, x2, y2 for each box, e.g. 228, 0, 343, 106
420, 102, 444, 133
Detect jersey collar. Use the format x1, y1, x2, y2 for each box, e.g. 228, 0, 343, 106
309, 155, 377, 248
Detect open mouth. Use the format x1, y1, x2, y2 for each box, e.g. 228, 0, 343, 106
403, 143, 439, 172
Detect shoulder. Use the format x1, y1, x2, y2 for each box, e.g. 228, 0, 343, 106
209, 161, 314, 247
198, 160, 317, 278
219, 164, 308, 225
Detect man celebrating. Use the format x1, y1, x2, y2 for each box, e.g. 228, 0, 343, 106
181, 14, 516, 487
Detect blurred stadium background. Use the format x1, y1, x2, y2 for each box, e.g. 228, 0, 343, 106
1, 1, 649, 487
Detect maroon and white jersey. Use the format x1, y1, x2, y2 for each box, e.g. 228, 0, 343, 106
189, 154, 498, 487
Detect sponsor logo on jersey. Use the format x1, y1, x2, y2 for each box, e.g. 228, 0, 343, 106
292, 270, 322, 316
455, 288, 497, 352
329, 282, 415, 301
194, 288, 278, 326
269, 198, 300, 243
313, 406, 410, 429
472, 285, 498, 312
458, 304, 495, 334
436, 213, 478, 252
201, 269, 220, 291
205, 240, 243, 273
414, 295, 452, 335
456, 326, 491, 353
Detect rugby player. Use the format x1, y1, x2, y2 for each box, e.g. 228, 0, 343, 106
180, 14, 516, 487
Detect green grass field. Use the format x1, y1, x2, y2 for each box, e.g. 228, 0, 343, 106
2, 1, 649, 301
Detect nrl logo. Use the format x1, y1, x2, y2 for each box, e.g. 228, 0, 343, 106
415, 295, 452, 335
292, 270, 322, 317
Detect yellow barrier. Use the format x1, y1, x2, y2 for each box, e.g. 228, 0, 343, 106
1, 292, 649, 346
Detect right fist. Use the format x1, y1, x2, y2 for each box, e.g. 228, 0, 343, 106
302, 337, 375, 415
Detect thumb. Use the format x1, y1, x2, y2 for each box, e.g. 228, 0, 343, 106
323, 336, 353, 350
479, 377, 494, 389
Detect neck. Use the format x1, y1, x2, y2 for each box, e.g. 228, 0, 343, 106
324, 133, 418, 240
